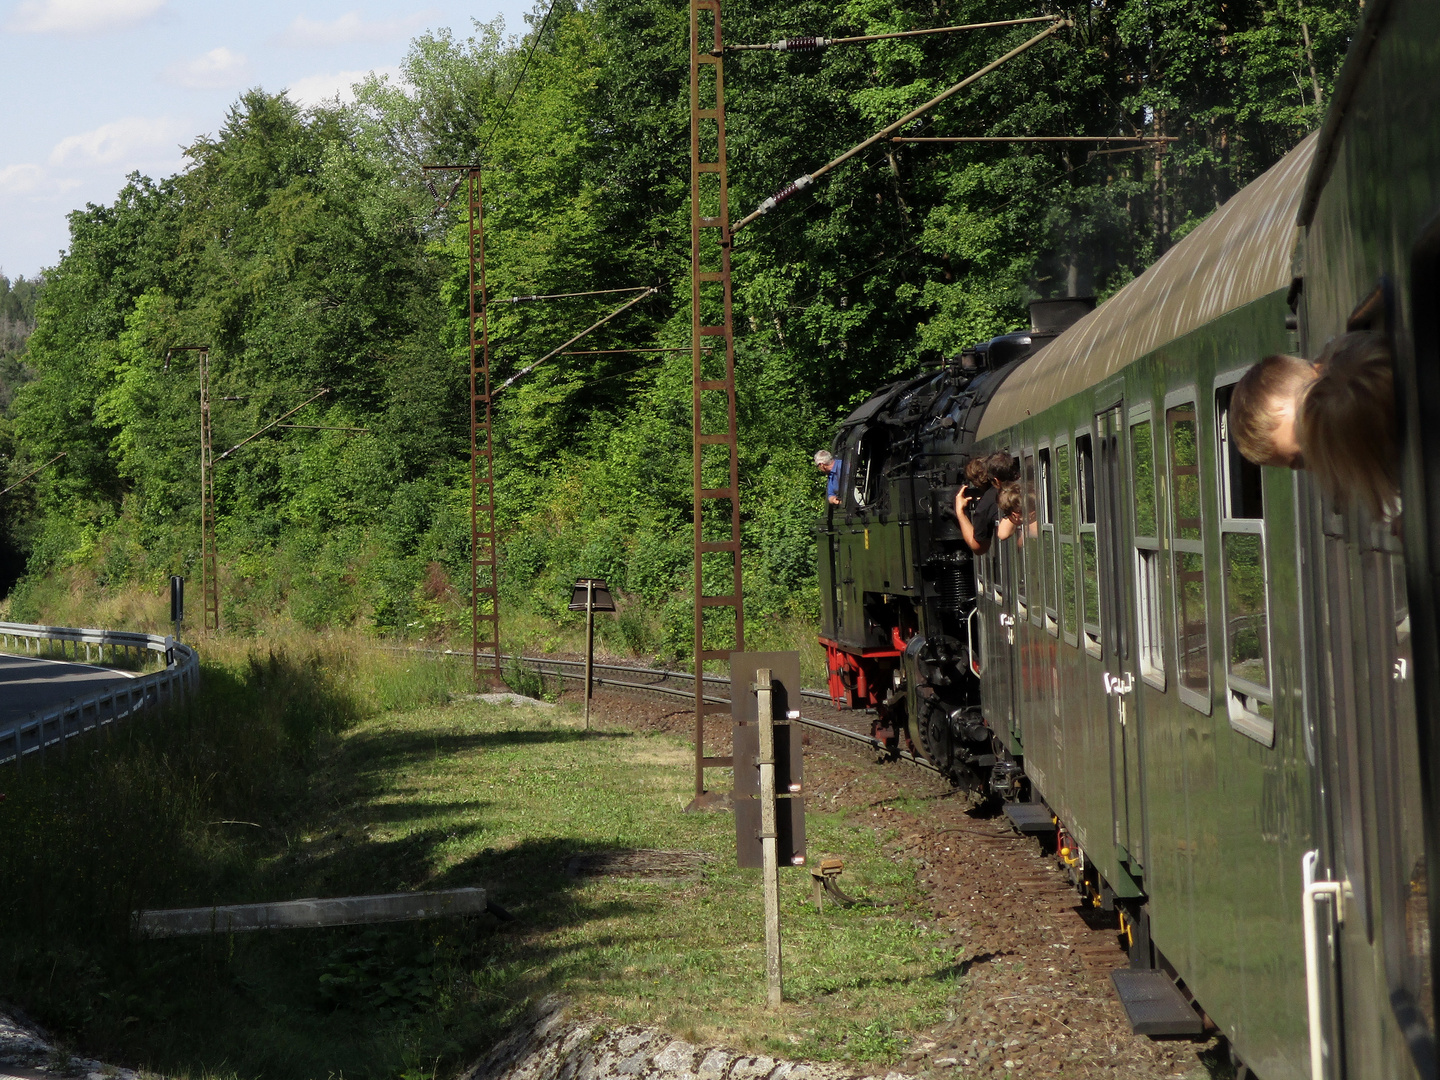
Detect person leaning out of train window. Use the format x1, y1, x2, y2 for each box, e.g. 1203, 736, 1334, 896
996, 483, 1025, 544
1300, 331, 1401, 523
956, 452, 1018, 554
1230, 352, 1322, 468
815, 449, 842, 505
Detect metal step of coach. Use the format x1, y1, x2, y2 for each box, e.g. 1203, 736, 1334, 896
1002, 802, 1057, 834
1109, 969, 1205, 1036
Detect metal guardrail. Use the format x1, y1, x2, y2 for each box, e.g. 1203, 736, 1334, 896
0, 621, 201, 768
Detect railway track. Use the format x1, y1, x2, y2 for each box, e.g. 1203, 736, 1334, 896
503, 652, 943, 775
406, 644, 1208, 1074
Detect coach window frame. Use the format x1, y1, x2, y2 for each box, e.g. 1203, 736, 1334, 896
1129, 403, 1167, 691
1038, 442, 1059, 636
1056, 435, 1079, 648
1214, 371, 1274, 746
1075, 426, 1102, 658
1164, 387, 1213, 716
1020, 445, 1037, 625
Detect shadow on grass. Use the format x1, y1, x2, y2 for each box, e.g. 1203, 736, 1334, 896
0, 648, 671, 1080
343, 724, 633, 767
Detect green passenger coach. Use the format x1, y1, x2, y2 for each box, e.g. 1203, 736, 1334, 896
818, 1, 1440, 1074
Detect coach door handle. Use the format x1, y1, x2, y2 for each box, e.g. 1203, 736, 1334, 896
1302, 849, 1343, 1080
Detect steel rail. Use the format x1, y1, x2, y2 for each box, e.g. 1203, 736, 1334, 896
362, 642, 940, 773
492, 287, 660, 396
500, 287, 653, 303
217, 389, 330, 461
507, 653, 943, 775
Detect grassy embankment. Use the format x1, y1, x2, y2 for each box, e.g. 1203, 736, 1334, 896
1, 571, 831, 688
0, 629, 953, 1080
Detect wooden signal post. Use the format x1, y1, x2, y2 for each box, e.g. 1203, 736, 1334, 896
731, 651, 804, 1007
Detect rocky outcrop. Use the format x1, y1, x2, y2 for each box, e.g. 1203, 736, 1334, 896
0, 1007, 139, 1080
463, 998, 913, 1080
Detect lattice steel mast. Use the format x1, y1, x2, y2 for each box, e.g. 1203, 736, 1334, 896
198, 347, 218, 632
166, 346, 218, 633
689, 0, 744, 807
425, 164, 502, 686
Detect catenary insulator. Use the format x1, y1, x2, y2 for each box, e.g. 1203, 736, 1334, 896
772, 36, 830, 51
755, 174, 814, 217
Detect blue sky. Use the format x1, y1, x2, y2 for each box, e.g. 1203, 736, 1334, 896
1, 0, 532, 280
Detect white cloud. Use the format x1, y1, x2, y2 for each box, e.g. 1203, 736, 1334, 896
164, 46, 249, 90
277, 10, 434, 48
0, 163, 45, 195
8, 0, 165, 34
287, 65, 401, 107
48, 116, 187, 169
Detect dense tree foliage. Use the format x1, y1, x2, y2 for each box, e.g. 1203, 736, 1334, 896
0, 0, 1358, 649
0, 272, 40, 408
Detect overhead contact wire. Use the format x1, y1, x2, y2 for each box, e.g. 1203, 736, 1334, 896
732, 18, 1069, 233
492, 287, 659, 396
476, 0, 559, 161
723, 15, 1059, 52
501, 287, 653, 303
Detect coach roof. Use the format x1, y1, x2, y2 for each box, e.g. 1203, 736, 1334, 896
976, 130, 1317, 438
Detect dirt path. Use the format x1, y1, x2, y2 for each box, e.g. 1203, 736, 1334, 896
574, 686, 1229, 1080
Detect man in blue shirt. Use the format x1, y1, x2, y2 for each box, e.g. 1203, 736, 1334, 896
815, 450, 843, 505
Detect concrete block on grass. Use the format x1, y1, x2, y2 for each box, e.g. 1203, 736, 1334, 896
133, 887, 488, 937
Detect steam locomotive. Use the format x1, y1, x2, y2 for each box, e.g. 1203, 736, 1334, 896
818, 1, 1440, 1075
817, 296, 1092, 791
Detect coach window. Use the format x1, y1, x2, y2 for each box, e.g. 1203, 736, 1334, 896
1166, 401, 1210, 711
1056, 440, 1079, 646
1130, 411, 1165, 689
1039, 447, 1058, 635
1216, 382, 1272, 745
1076, 432, 1101, 657
1020, 450, 1036, 624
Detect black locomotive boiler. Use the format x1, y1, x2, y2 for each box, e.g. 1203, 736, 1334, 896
818, 1, 1440, 1074
817, 296, 1092, 791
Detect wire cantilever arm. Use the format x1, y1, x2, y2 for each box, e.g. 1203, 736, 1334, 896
0, 452, 66, 497
217, 389, 330, 461
731, 17, 1069, 232
723, 15, 1058, 52
491, 287, 659, 397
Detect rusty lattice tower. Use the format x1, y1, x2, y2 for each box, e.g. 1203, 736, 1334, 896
689, 0, 744, 806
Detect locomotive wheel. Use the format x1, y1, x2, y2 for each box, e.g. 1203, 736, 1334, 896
907, 707, 953, 774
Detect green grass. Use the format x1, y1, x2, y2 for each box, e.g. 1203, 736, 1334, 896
0, 642, 954, 1080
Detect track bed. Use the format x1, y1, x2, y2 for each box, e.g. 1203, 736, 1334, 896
569, 679, 1229, 1079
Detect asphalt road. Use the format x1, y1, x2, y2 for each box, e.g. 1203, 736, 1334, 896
0, 652, 138, 724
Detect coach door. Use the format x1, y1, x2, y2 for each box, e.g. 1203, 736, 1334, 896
1094, 405, 1142, 867
996, 535, 1023, 747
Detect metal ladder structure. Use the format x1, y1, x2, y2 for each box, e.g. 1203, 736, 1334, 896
167, 345, 219, 632
198, 346, 218, 632
464, 168, 503, 685
689, 0, 744, 807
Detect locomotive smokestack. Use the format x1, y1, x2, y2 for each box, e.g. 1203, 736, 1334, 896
1029, 296, 1095, 336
